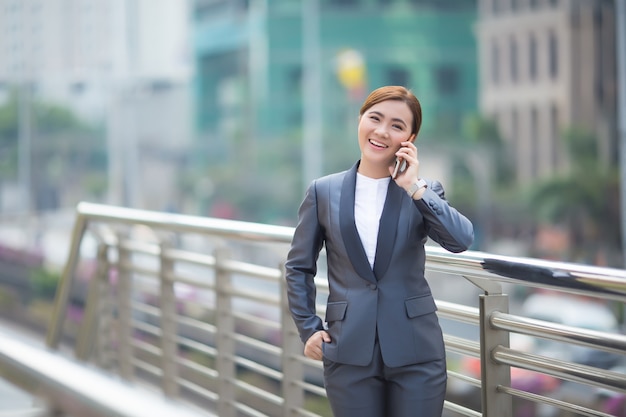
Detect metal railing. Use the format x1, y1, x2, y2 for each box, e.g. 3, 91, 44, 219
0, 329, 212, 417
4, 202, 626, 417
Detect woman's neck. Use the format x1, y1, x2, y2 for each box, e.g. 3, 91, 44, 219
358, 159, 391, 179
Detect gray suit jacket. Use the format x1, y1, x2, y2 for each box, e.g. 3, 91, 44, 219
285, 161, 474, 368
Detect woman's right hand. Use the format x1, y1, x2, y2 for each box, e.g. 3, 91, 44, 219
304, 330, 331, 361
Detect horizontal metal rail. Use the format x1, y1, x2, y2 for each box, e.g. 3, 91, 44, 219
0, 202, 622, 417
493, 346, 626, 392
491, 311, 626, 355
0, 331, 212, 417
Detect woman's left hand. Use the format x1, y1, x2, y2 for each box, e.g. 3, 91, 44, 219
389, 141, 421, 189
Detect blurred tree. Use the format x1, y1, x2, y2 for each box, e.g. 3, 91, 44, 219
530, 128, 621, 266
186, 130, 305, 225
448, 114, 522, 250
0, 92, 20, 178
0, 89, 105, 210
462, 113, 514, 187
0, 90, 93, 176
35, 102, 87, 133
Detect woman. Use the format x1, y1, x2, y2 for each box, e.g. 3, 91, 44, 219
285, 86, 474, 417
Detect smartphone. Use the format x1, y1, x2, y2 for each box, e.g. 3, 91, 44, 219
392, 157, 406, 179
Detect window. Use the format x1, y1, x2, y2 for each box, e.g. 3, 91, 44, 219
287, 66, 302, 125
491, 40, 500, 84
549, 31, 558, 79
510, 108, 519, 175
492, 0, 500, 14
530, 106, 539, 176
529, 34, 537, 81
287, 66, 302, 93
435, 65, 459, 95
510, 108, 518, 147
328, 0, 359, 7
550, 104, 559, 167
387, 67, 410, 87
71, 82, 86, 95
509, 37, 518, 83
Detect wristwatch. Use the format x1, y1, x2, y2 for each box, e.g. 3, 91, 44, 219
407, 179, 427, 198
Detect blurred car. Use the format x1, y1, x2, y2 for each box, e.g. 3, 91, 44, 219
519, 291, 623, 369
451, 291, 624, 417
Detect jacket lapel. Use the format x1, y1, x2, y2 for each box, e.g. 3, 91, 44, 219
339, 162, 377, 283
373, 180, 403, 279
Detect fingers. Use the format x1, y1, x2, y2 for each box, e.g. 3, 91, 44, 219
394, 142, 420, 182
304, 331, 331, 361
396, 141, 417, 160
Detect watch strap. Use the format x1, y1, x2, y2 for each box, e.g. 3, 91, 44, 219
407, 179, 427, 198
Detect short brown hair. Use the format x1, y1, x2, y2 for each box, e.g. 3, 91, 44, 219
359, 86, 422, 137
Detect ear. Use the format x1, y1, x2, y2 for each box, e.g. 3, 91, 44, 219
408, 133, 416, 143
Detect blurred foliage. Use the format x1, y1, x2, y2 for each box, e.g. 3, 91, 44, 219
462, 113, 501, 147
304, 395, 333, 417
530, 128, 621, 264
0, 287, 19, 311
449, 118, 621, 265
30, 266, 60, 301
448, 114, 524, 250
188, 129, 317, 225
81, 172, 108, 201
0, 88, 107, 208
461, 113, 514, 187
0, 89, 94, 178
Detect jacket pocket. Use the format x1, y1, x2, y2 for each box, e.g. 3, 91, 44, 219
325, 301, 348, 322
404, 294, 437, 318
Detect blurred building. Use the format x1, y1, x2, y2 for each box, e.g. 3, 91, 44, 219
0, 0, 193, 212
192, 0, 478, 167
476, 0, 617, 183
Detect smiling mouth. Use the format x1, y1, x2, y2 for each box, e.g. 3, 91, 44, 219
369, 139, 388, 148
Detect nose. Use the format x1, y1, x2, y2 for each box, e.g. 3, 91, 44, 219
375, 125, 389, 137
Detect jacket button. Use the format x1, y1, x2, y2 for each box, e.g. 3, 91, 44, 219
368, 284, 377, 290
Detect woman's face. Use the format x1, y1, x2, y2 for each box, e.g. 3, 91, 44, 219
358, 99, 416, 168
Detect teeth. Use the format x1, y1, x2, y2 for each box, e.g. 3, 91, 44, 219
370, 139, 387, 148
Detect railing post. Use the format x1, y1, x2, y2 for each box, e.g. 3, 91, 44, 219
279, 262, 305, 417
215, 246, 237, 417
97, 243, 116, 371
479, 293, 512, 417
117, 234, 134, 380
159, 240, 180, 397
46, 213, 87, 349
75, 243, 110, 361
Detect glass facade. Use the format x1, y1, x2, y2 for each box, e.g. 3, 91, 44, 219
192, 0, 478, 144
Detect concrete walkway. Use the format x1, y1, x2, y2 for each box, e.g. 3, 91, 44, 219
0, 318, 45, 415
0, 378, 43, 415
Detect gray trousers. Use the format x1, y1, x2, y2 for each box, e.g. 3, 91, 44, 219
323, 339, 447, 417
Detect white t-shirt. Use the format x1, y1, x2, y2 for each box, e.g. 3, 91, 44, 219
355, 173, 390, 269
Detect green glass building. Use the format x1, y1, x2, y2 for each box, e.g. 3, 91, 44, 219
191, 0, 477, 221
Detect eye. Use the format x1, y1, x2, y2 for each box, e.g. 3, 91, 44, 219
369, 115, 380, 121
392, 124, 404, 130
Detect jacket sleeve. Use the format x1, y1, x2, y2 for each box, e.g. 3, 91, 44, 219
414, 180, 474, 253
284, 180, 325, 344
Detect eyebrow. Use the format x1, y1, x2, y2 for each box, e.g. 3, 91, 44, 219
368, 111, 408, 127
